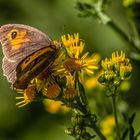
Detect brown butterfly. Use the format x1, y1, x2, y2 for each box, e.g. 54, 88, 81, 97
0, 24, 60, 89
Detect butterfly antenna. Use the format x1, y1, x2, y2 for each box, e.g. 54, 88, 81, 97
57, 24, 67, 47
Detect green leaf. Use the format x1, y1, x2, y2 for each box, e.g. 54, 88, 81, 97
128, 113, 136, 140
78, 81, 87, 106
76, 0, 111, 24
129, 113, 136, 125
134, 132, 140, 140
129, 125, 135, 140
122, 128, 128, 140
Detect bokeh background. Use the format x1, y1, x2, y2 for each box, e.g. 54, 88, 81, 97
0, 0, 140, 140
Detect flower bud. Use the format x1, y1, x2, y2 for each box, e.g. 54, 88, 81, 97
120, 64, 132, 79
71, 115, 83, 126
65, 127, 75, 135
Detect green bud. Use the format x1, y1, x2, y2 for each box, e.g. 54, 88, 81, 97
65, 127, 74, 135
101, 59, 113, 71
71, 115, 83, 126
114, 63, 120, 72
113, 77, 121, 86
120, 64, 132, 80
75, 126, 86, 135
82, 132, 96, 140
98, 74, 106, 84
104, 71, 114, 82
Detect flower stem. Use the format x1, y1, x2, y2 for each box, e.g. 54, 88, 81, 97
73, 72, 107, 140
111, 87, 121, 140
89, 118, 107, 140
77, 99, 107, 140
108, 21, 140, 53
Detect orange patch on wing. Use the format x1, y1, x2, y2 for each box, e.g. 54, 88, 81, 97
8, 29, 30, 50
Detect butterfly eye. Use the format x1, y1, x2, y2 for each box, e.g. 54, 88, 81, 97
11, 31, 17, 39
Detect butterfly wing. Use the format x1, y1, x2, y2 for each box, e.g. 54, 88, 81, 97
14, 45, 59, 89
0, 24, 57, 89
0, 24, 52, 61
2, 57, 17, 83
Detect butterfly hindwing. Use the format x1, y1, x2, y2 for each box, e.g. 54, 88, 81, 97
2, 57, 18, 84
13, 45, 59, 89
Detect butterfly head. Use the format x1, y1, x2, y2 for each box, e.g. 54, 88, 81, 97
0, 25, 30, 51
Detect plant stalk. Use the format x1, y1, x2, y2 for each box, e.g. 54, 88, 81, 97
108, 21, 140, 53
111, 87, 121, 140
74, 72, 107, 140
77, 97, 107, 140
89, 118, 107, 140
79, 106, 107, 140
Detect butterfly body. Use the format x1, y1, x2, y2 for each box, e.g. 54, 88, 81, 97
0, 24, 59, 89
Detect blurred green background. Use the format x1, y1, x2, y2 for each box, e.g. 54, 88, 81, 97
0, 0, 140, 140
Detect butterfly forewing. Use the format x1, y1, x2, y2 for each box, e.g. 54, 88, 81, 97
0, 24, 59, 89
0, 24, 52, 61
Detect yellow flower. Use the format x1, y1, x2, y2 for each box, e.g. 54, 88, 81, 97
85, 73, 104, 90
66, 74, 74, 86
42, 79, 61, 99
16, 86, 36, 107
16, 76, 61, 107
61, 33, 84, 58
30, 78, 46, 93
61, 33, 99, 75
53, 40, 59, 45
51, 51, 68, 77
101, 115, 115, 140
101, 58, 113, 70
99, 51, 132, 84
85, 76, 98, 89
64, 88, 77, 99
112, 51, 126, 63
120, 64, 132, 79
80, 53, 99, 75
43, 99, 70, 114
16, 78, 46, 107
32, 77, 61, 99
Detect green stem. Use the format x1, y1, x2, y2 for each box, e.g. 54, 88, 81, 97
111, 87, 121, 140
78, 101, 107, 140
69, 101, 107, 140
89, 118, 107, 140
108, 21, 140, 53
73, 72, 107, 140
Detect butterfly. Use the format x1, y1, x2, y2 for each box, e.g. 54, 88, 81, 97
0, 24, 60, 89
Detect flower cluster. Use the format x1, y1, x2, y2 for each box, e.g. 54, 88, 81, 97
43, 99, 70, 114
98, 51, 132, 86
59, 33, 98, 75
16, 33, 99, 108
